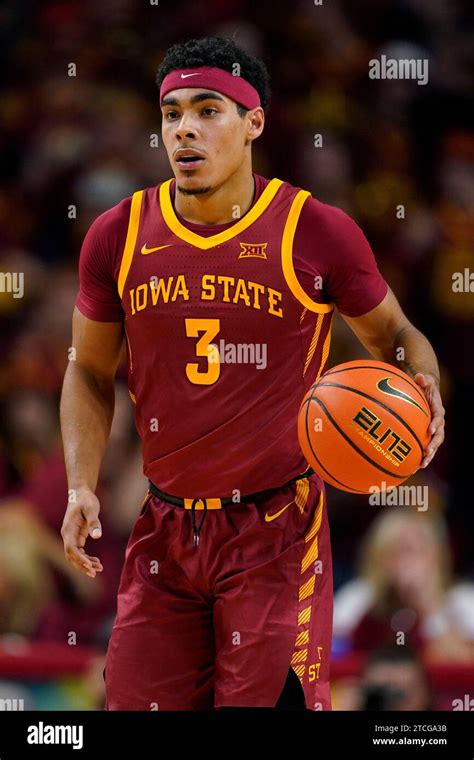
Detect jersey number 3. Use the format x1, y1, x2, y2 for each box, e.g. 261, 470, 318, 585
185, 318, 221, 385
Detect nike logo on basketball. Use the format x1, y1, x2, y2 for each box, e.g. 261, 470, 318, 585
180, 73, 200, 79
141, 244, 172, 255
264, 501, 294, 522
376, 377, 428, 415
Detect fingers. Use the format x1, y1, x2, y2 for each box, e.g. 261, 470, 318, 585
413, 373, 445, 469
414, 371, 437, 394
429, 410, 445, 436
414, 372, 428, 387
66, 545, 104, 577
61, 491, 104, 577
422, 426, 445, 468
81, 502, 102, 539
422, 419, 445, 468
429, 397, 445, 427
77, 548, 104, 577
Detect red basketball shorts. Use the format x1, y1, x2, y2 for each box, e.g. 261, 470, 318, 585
104, 472, 333, 710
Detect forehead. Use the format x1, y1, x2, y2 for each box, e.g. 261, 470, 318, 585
161, 89, 232, 107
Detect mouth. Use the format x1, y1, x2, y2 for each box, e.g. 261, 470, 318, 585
174, 149, 206, 170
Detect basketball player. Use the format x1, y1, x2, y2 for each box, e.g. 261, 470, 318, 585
60, 37, 445, 711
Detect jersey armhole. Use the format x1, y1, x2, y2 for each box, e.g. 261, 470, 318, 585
117, 190, 145, 298
281, 191, 334, 314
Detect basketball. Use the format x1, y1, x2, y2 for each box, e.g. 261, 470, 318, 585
297, 360, 432, 493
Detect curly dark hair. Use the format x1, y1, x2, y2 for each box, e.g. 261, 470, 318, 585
156, 36, 270, 113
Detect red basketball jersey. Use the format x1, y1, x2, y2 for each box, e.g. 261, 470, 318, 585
117, 178, 333, 497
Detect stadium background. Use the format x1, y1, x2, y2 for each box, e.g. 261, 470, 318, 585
0, 0, 473, 710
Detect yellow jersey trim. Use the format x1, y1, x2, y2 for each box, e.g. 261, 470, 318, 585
282, 190, 334, 314
318, 319, 333, 377
118, 190, 144, 298
183, 498, 223, 510
159, 177, 284, 250
303, 314, 324, 377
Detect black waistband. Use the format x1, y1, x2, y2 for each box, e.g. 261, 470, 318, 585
147, 466, 315, 508
147, 466, 315, 548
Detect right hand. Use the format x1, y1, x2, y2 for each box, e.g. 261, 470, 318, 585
61, 488, 104, 578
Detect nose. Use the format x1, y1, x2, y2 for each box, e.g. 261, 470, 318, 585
174, 115, 198, 141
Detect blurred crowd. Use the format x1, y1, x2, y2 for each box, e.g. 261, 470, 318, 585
0, 0, 473, 709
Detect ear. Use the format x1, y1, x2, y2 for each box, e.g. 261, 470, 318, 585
246, 107, 265, 142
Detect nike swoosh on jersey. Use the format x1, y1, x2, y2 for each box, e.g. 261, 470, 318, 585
180, 73, 200, 79
264, 501, 294, 522
141, 244, 172, 255
376, 377, 428, 414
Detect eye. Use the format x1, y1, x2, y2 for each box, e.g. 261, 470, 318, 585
164, 110, 179, 121
202, 107, 218, 116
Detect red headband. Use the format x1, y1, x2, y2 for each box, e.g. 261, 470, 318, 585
160, 66, 261, 110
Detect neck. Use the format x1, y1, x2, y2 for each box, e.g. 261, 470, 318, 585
174, 164, 255, 225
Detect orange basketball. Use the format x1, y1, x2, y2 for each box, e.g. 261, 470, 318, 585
297, 360, 432, 493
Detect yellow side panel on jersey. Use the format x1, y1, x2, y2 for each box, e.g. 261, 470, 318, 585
118, 190, 144, 298
311, 316, 333, 386
282, 191, 334, 314
303, 313, 324, 377
319, 319, 332, 370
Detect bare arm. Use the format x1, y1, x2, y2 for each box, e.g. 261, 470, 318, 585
60, 307, 124, 577
341, 287, 445, 469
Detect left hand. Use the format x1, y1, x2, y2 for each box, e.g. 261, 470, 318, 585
414, 372, 445, 468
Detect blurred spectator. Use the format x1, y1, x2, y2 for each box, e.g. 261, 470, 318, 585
0, 379, 143, 645
0, 501, 55, 636
334, 509, 474, 661
360, 647, 432, 711
336, 646, 433, 711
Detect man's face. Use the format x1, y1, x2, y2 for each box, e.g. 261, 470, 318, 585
160, 88, 263, 195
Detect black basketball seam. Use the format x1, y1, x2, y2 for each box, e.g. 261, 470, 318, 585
313, 382, 426, 457
303, 397, 366, 493
316, 365, 428, 407
304, 396, 412, 480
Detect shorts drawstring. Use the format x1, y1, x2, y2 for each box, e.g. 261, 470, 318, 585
191, 498, 208, 547
147, 466, 315, 549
